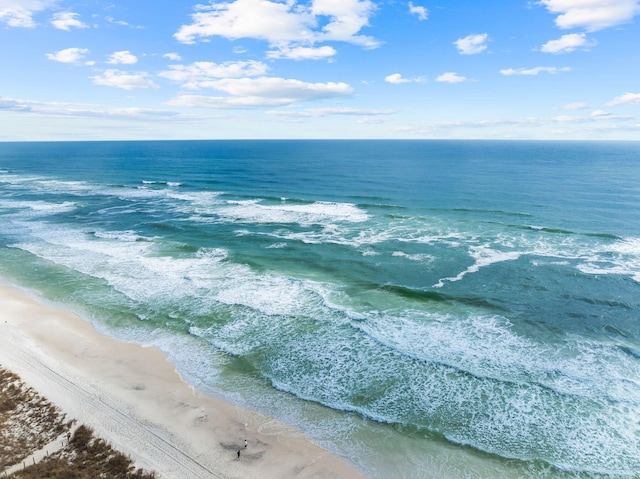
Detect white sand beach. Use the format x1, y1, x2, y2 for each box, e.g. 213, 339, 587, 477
0, 285, 366, 479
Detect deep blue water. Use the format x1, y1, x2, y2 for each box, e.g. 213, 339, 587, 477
1, 140, 639, 478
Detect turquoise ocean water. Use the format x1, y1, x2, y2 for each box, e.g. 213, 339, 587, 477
0, 140, 639, 478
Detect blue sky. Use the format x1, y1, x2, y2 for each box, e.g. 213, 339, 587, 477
1, 0, 639, 140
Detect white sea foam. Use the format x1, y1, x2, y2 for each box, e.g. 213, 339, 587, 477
531, 259, 570, 267
142, 180, 182, 187
574, 237, 640, 283
428, 231, 640, 287
166, 190, 222, 204
0, 199, 77, 216
8, 221, 188, 308
3, 175, 156, 202
434, 246, 521, 287
15, 170, 638, 288
0, 173, 47, 187
216, 200, 370, 226
266, 242, 287, 249
609, 236, 640, 255
259, 307, 640, 474
34, 179, 100, 195
259, 303, 640, 473
258, 224, 398, 249
392, 251, 435, 263
355, 311, 640, 404
405, 230, 468, 246
1, 173, 220, 215
6, 168, 640, 291
92, 230, 147, 242
528, 234, 640, 283
8, 216, 331, 324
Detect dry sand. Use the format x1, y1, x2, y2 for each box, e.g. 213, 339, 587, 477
0, 285, 366, 479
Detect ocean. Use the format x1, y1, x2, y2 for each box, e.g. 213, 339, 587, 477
0, 140, 639, 478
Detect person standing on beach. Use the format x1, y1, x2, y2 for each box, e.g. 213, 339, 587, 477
244, 439, 248, 448
237, 450, 240, 459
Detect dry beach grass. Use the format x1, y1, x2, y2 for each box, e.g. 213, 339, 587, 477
1, 367, 156, 479
0, 367, 71, 471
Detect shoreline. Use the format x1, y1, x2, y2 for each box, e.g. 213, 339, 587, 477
0, 284, 366, 479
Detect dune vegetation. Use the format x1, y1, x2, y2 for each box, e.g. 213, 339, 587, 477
0, 367, 156, 479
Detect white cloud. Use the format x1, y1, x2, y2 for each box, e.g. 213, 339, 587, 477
0, 97, 33, 112
174, 0, 378, 51
268, 106, 395, 117
436, 72, 468, 83
266, 45, 337, 60
167, 77, 353, 109
454, 33, 488, 55
396, 112, 638, 138
500, 66, 571, 75
0, 0, 55, 27
51, 12, 88, 31
175, 0, 312, 44
163, 53, 182, 61
539, 0, 640, 31
552, 112, 631, 123
408, 2, 428, 20
541, 33, 595, 53
552, 115, 576, 123
91, 70, 159, 90
0, 96, 193, 121
561, 102, 588, 110
167, 95, 281, 109
45, 47, 90, 64
607, 92, 640, 106
356, 117, 388, 124
159, 61, 269, 88
107, 51, 138, 65
311, 0, 377, 46
200, 77, 351, 98
105, 16, 143, 29
384, 73, 424, 84
385, 73, 409, 84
